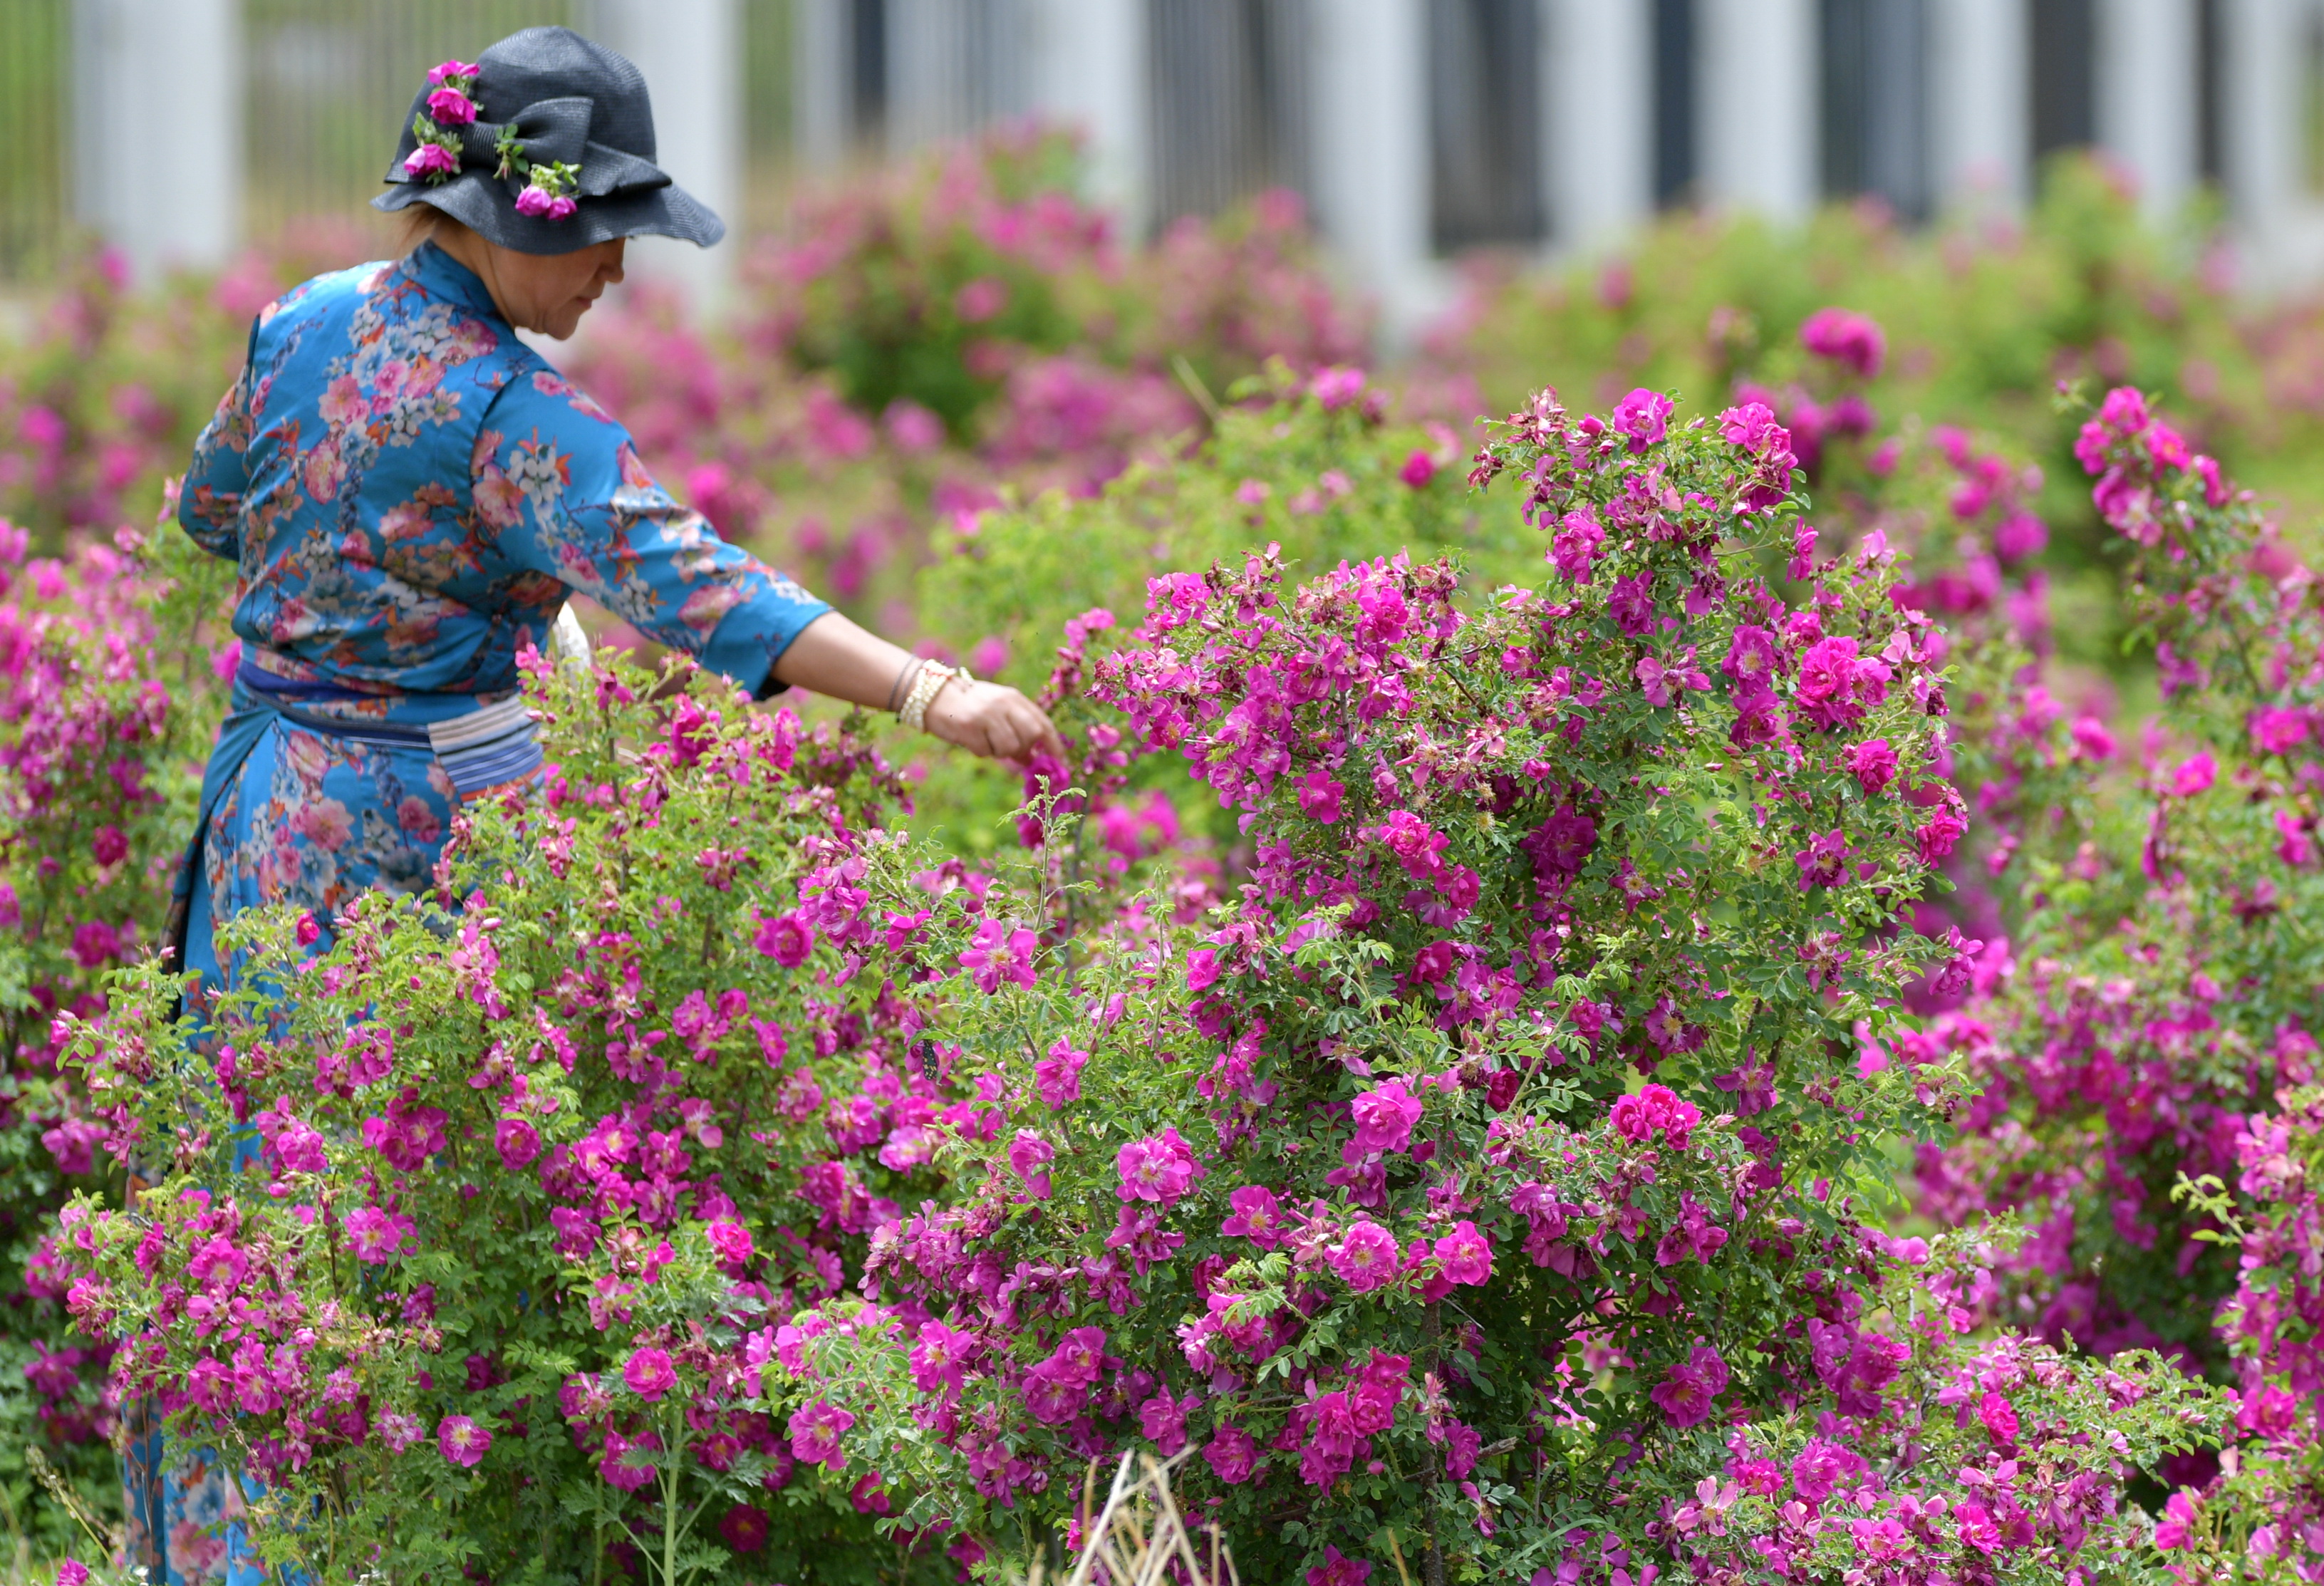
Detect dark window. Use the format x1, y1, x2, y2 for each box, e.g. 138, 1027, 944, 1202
1821, 0, 1929, 217
1429, 0, 1546, 252
1148, 0, 1310, 228
1654, 0, 1696, 207
851, 0, 888, 147
2028, 0, 2095, 171
2196, 0, 2224, 187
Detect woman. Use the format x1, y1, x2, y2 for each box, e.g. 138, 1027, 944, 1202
124, 26, 1060, 1582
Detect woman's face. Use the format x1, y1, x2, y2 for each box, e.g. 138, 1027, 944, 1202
452, 233, 627, 340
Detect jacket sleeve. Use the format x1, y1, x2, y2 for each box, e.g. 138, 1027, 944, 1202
471, 365, 829, 695
177, 321, 261, 560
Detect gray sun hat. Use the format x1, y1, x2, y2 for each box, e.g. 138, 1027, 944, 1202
372, 26, 724, 254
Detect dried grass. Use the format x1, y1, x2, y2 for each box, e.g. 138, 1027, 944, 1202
1019, 1448, 1240, 1586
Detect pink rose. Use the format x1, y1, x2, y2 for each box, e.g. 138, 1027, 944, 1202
1205, 1421, 1260, 1483
1034, 1038, 1089, 1107
2253, 708, 2309, 755
1349, 1078, 1423, 1155
909, 1321, 970, 1394
1007, 1130, 1056, 1199
788, 1399, 854, 1468
1845, 737, 1897, 796
1611, 388, 1673, 452
426, 86, 477, 126
1116, 1129, 1200, 1205
402, 142, 460, 181
1433, 1220, 1493, 1286
437, 1414, 492, 1467
1978, 1390, 2018, 1444
1799, 307, 1887, 378
494, 1116, 540, 1169
623, 1347, 678, 1401
1331, 1218, 1401, 1292
754, 912, 814, 967
1221, 1184, 1285, 1249
706, 1219, 754, 1268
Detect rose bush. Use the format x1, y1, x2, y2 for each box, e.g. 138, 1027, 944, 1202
16, 123, 2324, 1580
0, 503, 230, 1555
61, 368, 2247, 1582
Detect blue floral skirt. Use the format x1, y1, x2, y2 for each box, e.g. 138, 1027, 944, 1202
120, 713, 462, 1582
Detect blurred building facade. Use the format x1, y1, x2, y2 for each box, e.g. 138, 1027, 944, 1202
797, 0, 2324, 331
20, 1, 2324, 329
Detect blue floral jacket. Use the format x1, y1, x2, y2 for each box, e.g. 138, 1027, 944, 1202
180, 239, 826, 705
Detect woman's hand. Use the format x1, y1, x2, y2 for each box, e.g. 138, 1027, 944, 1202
768, 612, 1067, 766
923, 676, 1067, 766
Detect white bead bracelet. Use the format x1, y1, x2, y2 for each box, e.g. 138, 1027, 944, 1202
899, 661, 974, 732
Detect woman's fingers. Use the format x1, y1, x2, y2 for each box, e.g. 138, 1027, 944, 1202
923, 680, 1064, 766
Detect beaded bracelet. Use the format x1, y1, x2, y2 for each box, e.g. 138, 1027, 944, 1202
899, 661, 975, 732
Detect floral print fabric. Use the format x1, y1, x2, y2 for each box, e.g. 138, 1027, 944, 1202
180, 239, 825, 705
128, 241, 828, 1582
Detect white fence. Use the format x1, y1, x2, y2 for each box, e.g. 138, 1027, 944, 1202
24, 0, 2324, 328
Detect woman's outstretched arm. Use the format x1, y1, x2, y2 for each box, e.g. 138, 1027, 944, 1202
773, 610, 1066, 767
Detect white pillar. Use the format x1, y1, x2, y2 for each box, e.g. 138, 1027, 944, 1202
588, 0, 742, 313
1545, 0, 1654, 251
72, 0, 241, 280
1023, 0, 1146, 219
1310, 0, 1441, 344
794, 0, 852, 168
1697, 0, 1820, 221
2096, 0, 2197, 217
2229, 0, 2324, 292
1931, 0, 2028, 212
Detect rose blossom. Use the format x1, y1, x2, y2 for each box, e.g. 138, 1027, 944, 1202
754, 911, 814, 967
1033, 1038, 1089, 1106
1978, 1390, 2019, 1444
1609, 1084, 1701, 1149
623, 1347, 678, 1401
437, 1414, 491, 1467
1205, 1421, 1260, 1483
1433, 1220, 1493, 1286
1116, 1129, 1200, 1204
1331, 1218, 1401, 1292
1648, 1345, 1728, 1427
959, 917, 1038, 992
345, 1204, 415, 1264
1611, 387, 1673, 452
1799, 307, 1886, 378
425, 85, 477, 125
1550, 509, 1606, 583
706, 1219, 753, 1268
1348, 1077, 1423, 1155
1220, 1184, 1285, 1248
1845, 737, 1898, 796
909, 1321, 971, 1394
1789, 1437, 1850, 1502
1007, 1130, 1056, 1199
401, 142, 459, 180
788, 1399, 854, 1468
494, 1116, 540, 1169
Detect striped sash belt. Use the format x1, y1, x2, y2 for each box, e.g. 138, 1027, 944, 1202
238, 658, 544, 799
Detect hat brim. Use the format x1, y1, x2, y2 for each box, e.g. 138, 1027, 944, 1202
373, 173, 725, 254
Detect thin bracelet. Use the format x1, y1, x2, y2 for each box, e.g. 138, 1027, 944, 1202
902, 664, 977, 733
899, 663, 954, 732
886, 655, 924, 713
